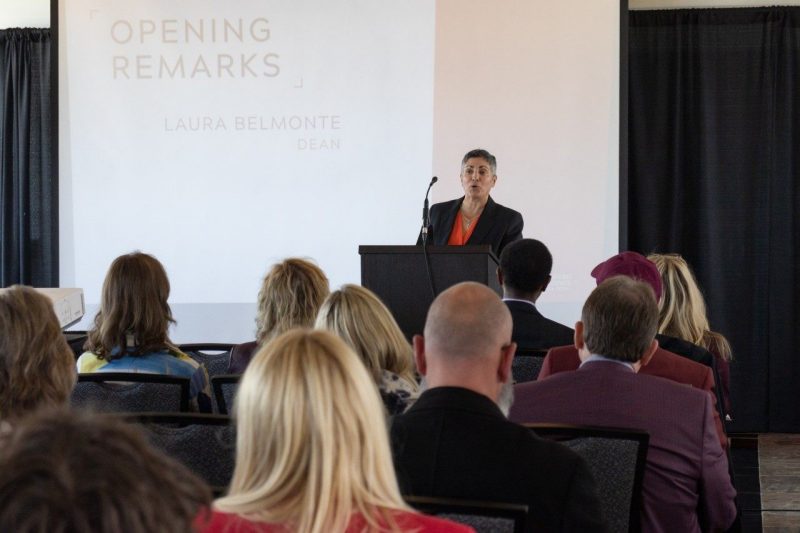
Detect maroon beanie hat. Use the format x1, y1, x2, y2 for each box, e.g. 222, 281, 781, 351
590, 251, 663, 301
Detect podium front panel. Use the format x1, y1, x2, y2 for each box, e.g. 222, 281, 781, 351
359, 246, 500, 339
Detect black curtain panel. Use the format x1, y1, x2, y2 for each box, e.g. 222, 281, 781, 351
0, 28, 58, 287
628, 8, 800, 432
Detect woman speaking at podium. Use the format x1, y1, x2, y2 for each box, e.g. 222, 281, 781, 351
418, 148, 523, 257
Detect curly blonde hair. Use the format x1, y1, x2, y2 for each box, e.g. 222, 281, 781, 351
0, 286, 76, 420
255, 258, 329, 344
648, 253, 732, 361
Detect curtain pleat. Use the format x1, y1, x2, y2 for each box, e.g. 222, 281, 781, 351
628, 8, 800, 432
0, 28, 58, 288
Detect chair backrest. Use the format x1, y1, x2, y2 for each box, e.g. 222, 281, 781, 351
71, 373, 191, 413
511, 350, 548, 383
211, 374, 241, 415
122, 413, 235, 492
64, 330, 89, 358
179, 343, 235, 378
405, 495, 528, 533
526, 423, 649, 533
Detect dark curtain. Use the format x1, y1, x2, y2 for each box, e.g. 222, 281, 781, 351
628, 8, 800, 432
0, 28, 58, 287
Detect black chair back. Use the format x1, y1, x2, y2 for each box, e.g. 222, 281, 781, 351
511, 350, 548, 383
64, 330, 88, 358
405, 495, 528, 533
71, 373, 191, 413
179, 343, 235, 378
122, 413, 234, 492
526, 423, 649, 533
211, 374, 241, 415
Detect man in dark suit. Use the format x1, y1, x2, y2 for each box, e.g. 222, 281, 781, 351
390, 282, 606, 532
498, 238, 574, 351
537, 251, 728, 449
417, 149, 523, 256
511, 277, 737, 533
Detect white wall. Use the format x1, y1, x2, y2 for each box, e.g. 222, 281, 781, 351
0, 0, 49, 28
631, 0, 800, 8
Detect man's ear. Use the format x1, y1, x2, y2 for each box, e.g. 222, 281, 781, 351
413, 334, 427, 376
639, 338, 659, 368
575, 321, 592, 362
574, 321, 585, 351
540, 274, 552, 293
498, 342, 516, 383
497, 267, 504, 287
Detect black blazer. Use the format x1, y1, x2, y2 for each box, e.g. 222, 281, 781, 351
390, 387, 606, 532
655, 334, 714, 368
417, 196, 523, 257
505, 300, 575, 352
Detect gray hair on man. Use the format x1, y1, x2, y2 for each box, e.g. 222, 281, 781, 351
581, 276, 659, 363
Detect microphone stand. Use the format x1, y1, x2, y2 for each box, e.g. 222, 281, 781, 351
421, 177, 438, 299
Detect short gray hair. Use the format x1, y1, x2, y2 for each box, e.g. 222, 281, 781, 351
582, 276, 658, 363
461, 149, 497, 175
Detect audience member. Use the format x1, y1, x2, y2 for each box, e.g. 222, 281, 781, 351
77, 252, 212, 412
649, 253, 733, 417
511, 277, 737, 532
0, 286, 76, 426
498, 238, 574, 351
203, 330, 471, 533
591, 252, 715, 365
538, 251, 728, 449
227, 257, 329, 374
0, 408, 211, 533
315, 284, 419, 414
390, 282, 606, 532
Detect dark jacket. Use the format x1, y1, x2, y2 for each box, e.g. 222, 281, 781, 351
390, 386, 606, 532
504, 299, 575, 352
417, 196, 523, 256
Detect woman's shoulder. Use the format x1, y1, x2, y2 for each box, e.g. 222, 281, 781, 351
704, 331, 732, 361
195, 510, 281, 533
431, 197, 463, 212
377, 510, 475, 532
76, 351, 105, 372
379, 370, 420, 414
488, 197, 523, 220
196, 509, 474, 533
379, 369, 417, 393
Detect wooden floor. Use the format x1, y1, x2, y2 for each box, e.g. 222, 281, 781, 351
760, 434, 800, 531
733, 434, 800, 532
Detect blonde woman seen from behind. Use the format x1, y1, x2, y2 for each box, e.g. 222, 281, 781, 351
227, 258, 329, 374
201, 330, 472, 533
648, 253, 733, 417
315, 284, 419, 415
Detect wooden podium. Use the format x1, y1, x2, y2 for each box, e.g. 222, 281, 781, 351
359, 245, 501, 339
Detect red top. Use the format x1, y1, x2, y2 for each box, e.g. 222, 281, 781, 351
447, 212, 481, 246
196, 509, 475, 532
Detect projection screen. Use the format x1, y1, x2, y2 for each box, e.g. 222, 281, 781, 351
58, 0, 622, 342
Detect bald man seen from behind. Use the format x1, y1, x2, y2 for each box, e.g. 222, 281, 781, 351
389, 282, 606, 533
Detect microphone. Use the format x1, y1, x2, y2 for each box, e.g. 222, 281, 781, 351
421, 176, 438, 245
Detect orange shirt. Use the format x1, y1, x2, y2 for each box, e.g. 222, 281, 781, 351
447, 212, 481, 245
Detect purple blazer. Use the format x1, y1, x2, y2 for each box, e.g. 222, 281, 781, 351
510, 360, 736, 533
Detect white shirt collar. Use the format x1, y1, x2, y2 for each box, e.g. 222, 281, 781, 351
502, 297, 536, 308
579, 353, 636, 372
